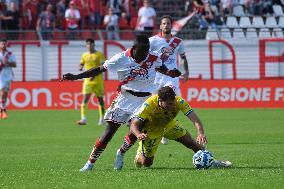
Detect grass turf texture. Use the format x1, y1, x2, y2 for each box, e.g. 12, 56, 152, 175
0, 109, 283, 189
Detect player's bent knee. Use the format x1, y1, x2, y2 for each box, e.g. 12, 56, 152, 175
143, 161, 153, 167
142, 158, 153, 167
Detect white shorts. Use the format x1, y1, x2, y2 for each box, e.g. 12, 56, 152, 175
104, 91, 150, 124
0, 80, 12, 91
155, 76, 181, 96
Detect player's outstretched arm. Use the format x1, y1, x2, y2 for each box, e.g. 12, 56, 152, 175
180, 54, 189, 81
62, 65, 106, 81
130, 118, 147, 140
187, 111, 208, 145
156, 64, 181, 78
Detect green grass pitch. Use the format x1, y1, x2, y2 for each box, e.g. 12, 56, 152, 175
0, 109, 283, 189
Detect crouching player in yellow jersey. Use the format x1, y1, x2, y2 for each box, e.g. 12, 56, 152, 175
77, 38, 106, 126
130, 86, 232, 168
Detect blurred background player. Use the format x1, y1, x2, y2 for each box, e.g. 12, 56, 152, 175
0, 39, 16, 119
77, 38, 106, 126
62, 35, 181, 172
131, 86, 232, 168
151, 15, 189, 145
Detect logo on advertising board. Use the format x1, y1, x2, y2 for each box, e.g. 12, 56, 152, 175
6, 80, 284, 110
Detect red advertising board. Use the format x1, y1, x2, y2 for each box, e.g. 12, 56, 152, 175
6, 80, 284, 110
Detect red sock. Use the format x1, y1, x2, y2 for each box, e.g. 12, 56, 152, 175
88, 138, 107, 163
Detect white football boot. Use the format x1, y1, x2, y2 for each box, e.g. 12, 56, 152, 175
79, 162, 94, 172
114, 149, 124, 170
212, 160, 232, 168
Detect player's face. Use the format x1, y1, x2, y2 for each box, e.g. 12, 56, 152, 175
133, 44, 149, 61
160, 18, 172, 34
0, 41, 7, 50
86, 42, 94, 51
159, 99, 176, 111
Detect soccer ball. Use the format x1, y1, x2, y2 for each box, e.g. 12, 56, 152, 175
193, 150, 214, 169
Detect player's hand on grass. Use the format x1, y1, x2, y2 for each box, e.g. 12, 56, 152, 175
61, 73, 78, 81
167, 68, 181, 78
196, 133, 207, 145
137, 133, 147, 140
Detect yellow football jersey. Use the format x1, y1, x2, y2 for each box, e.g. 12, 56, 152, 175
135, 95, 193, 136
80, 51, 105, 84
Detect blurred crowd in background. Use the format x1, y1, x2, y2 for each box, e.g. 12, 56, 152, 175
0, 0, 283, 40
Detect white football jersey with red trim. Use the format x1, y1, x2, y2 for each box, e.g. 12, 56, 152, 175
149, 34, 185, 70
103, 49, 163, 93
149, 34, 185, 94
0, 50, 16, 83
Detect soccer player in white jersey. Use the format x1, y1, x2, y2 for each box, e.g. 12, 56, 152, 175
0, 39, 16, 119
62, 35, 181, 172
150, 15, 190, 145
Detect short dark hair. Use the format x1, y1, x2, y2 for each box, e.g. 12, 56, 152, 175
85, 38, 94, 44
158, 86, 176, 101
160, 15, 173, 24
133, 34, 149, 48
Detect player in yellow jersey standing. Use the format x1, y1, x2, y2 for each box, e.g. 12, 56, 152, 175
77, 38, 106, 126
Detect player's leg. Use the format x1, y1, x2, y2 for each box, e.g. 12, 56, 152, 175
113, 93, 150, 170
81, 92, 135, 172
0, 89, 4, 119
80, 121, 121, 172
0, 81, 11, 119
77, 93, 91, 125
135, 152, 154, 168
114, 130, 137, 170
134, 136, 161, 168
78, 81, 92, 125
94, 83, 106, 125
97, 96, 106, 125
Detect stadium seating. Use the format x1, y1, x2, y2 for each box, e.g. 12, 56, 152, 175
265, 16, 278, 28
221, 28, 232, 39
226, 16, 239, 28
259, 28, 272, 38
246, 28, 258, 39
278, 16, 284, 28
233, 5, 246, 17
233, 28, 246, 39
272, 28, 284, 38
273, 5, 284, 17
239, 16, 252, 28
252, 16, 265, 28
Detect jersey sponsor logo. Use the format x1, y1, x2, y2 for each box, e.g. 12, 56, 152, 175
161, 47, 175, 56
130, 68, 149, 79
